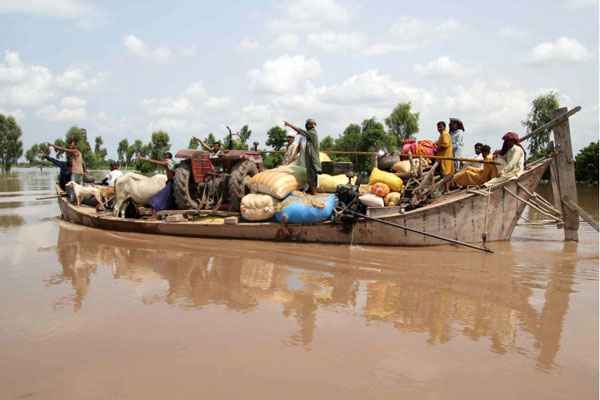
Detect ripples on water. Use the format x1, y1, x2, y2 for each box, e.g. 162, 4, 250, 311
0, 168, 597, 400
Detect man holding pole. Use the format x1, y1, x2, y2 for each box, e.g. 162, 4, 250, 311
284, 119, 321, 195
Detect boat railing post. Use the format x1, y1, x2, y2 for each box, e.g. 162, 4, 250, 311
551, 107, 579, 241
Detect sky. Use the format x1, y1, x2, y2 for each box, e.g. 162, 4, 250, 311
0, 0, 598, 159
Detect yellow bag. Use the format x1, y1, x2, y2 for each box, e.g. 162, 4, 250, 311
319, 152, 331, 162
384, 192, 401, 206
369, 167, 404, 192
317, 174, 354, 193
240, 194, 277, 221
249, 165, 307, 200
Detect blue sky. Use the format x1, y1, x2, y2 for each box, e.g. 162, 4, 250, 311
0, 0, 597, 158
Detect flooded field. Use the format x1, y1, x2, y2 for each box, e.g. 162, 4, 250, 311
0, 168, 598, 399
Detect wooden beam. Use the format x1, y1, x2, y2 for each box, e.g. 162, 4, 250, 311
552, 107, 580, 241
520, 106, 581, 143
562, 197, 599, 232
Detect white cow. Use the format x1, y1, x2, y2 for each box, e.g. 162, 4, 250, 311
113, 173, 168, 217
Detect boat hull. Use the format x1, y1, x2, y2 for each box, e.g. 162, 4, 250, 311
57, 159, 550, 246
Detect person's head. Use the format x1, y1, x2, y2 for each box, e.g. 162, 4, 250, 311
474, 142, 483, 154
164, 152, 173, 160
110, 162, 119, 170
305, 118, 317, 130
436, 121, 446, 133
68, 139, 77, 148
449, 118, 464, 132
286, 135, 295, 145
500, 132, 520, 154
481, 145, 491, 157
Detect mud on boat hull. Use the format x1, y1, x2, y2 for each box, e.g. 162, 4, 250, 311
57, 159, 551, 246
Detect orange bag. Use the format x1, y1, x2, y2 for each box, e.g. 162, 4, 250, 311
370, 182, 390, 198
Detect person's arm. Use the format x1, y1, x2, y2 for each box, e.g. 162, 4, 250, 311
49, 143, 78, 154
283, 121, 308, 137
139, 157, 169, 168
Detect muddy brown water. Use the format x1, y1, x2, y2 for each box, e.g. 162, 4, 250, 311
0, 168, 598, 399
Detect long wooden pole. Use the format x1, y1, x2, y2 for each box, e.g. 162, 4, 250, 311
562, 197, 599, 232
347, 209, 493, 253
520, 106, 581, 143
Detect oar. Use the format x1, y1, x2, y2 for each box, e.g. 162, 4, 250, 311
36, 194, 66, 200
347, 209, 493, 253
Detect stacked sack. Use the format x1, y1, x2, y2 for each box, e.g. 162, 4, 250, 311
358, 168, 404, 208
401, 139, 437, 156
240, 194, 278, 221
275, 192, 337, 224
249, 164, 307, 200
317, 174, 355, 193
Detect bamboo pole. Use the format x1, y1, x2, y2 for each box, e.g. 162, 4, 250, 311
519, 106, 581, 143
503, 187, 562, 222
562, 197, 599, 232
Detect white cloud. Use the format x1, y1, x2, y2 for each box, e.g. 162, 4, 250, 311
123, 34, 194, 63
38, 104, 87, 122
529, 37, 591, 64
0, 0, 96, 18
272, 33, 301, 50
239, 38, 260, 50
248, 55, 321, 94
362, 17, 464, 56
0, 50, 103, 110
414, 57, 471, 78
307, 31, 366, 52
269, 0, 351, 32
61, 96, 86, 109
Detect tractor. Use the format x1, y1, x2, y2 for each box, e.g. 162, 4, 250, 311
172, 131, 263, 211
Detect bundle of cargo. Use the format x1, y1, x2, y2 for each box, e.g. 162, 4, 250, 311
240, 193, 278, 221
369, 168, 404, 192
249, 164, 307, 200
401, 138, 437, 156
317, 174, 355, 193
274, 192, 337, 224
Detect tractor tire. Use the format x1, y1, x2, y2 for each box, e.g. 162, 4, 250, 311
173, 161, 199, 209
228, 159, 259, 211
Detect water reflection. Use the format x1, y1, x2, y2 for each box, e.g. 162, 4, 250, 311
50, 222, 580, 368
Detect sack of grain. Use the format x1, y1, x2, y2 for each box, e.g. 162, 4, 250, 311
384, 192, 401, 206
240, 193, 277, 221
319, 152, 332, 162
249, 165, 307, 200
359, 193, 384, 208
317, 174, 354, 193
369, 167, 404, 192
370, 182, 390, 198
274, 193, 337, 224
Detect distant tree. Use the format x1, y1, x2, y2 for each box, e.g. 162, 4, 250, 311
188, 137, 201, 149
266, 126, 287, 151
93, 136, 107, 167
320, 135, 335, 151
117, 139, 129, 164
25, 144, 39, 165
239, 125, 252, 148
522, 92, 560, 160
0, 114, 24, 173
206, 133, 217, 145
575, 141, 599, 183
385, 102, 419, 142
149, 131, 171, 160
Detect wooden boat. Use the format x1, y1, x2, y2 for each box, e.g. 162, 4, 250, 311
56, 158, 551, 246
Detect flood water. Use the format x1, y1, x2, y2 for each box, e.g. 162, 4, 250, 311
1, 168, 598, 399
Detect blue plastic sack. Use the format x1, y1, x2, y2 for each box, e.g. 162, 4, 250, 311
275, 193, 337, 224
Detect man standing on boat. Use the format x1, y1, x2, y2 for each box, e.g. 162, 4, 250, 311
284, 119, 321, 194
49, 138, 85, 184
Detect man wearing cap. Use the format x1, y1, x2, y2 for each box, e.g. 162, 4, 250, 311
284, 118, 321, 194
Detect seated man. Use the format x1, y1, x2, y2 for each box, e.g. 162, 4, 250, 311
101, 162, 123, 186
453, 145, 497, 187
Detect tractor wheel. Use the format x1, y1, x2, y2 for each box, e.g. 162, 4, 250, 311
228, 159, 259, 211
173, 161, 199, 209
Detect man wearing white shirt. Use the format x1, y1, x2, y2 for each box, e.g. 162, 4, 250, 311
103, 162, 123, 187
